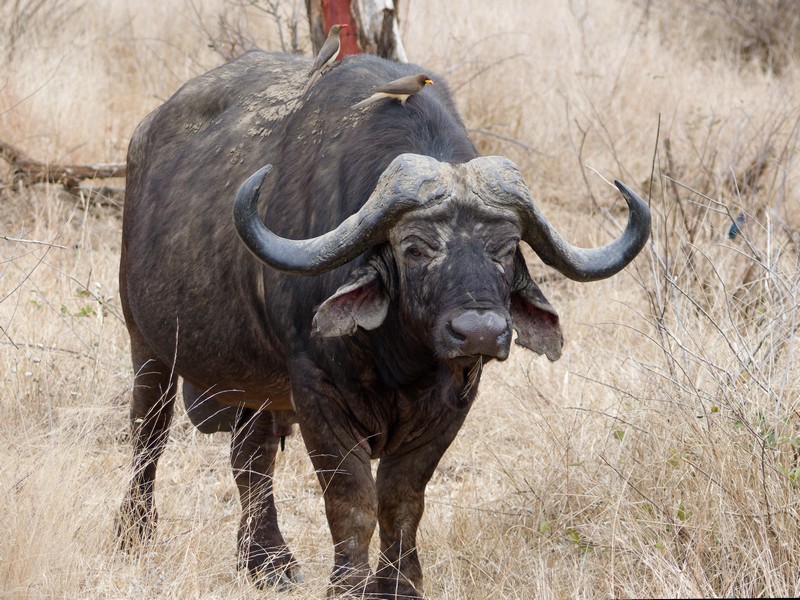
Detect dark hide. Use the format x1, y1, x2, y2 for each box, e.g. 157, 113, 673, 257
117, 51, 565, 598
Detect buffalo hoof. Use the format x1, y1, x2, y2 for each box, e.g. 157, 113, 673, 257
373, 578, 425, 600
327, 568, 379, 599
114, 501, 157, 551
253, 565, 303, 592
237, 549, 301, 591
376, 587, 425, 599
328, 584, 424, 599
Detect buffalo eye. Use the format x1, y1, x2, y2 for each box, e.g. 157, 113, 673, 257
401, 236, 438, 262
488, 240, 518, 261
486, 240, 518, 275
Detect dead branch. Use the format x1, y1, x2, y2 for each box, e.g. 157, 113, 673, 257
1, 234, 66, 249
0, 139, 125, 191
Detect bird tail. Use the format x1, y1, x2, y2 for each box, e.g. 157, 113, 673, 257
352, 93, 386, 109
302, 70, 321, 95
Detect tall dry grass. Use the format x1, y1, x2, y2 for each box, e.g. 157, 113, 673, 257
1, 0, 799, 598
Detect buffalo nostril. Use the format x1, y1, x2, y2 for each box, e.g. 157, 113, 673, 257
448, 310, 510, 356
446, 323, 467, 343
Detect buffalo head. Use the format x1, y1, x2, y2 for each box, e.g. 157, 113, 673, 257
233, 153, 650, 398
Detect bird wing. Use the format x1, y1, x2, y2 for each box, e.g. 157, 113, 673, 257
310, 36, 340, 73
375, 76, 419, 95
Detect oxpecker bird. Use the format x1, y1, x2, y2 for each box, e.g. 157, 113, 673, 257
353, 73, 434, 109
303, 23, 348, 94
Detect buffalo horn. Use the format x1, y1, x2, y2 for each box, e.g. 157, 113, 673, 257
233, 154, 447, 275
471, 157, 651, 282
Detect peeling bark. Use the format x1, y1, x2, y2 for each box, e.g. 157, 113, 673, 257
352, 0, 407, 62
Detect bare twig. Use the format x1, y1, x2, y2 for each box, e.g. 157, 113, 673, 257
468, 128, 551, 156
1, 235, 66, 249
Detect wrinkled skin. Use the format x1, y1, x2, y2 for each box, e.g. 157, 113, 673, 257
243, 191, 558, 598
116, 50, 647, 599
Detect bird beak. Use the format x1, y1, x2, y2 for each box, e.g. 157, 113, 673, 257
426, 79, 434, 86
340, 24, 349, 29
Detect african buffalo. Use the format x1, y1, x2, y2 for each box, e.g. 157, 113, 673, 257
116, 50, 650, 598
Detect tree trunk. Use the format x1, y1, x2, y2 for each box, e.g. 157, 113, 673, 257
352, 0, 407, 62
305, 0, 361, 57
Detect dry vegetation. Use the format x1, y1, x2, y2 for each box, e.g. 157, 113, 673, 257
2, 0, 799, 597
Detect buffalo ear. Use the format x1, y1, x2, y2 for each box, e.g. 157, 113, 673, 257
312, 265, 389, 337
511, 252, 563, 361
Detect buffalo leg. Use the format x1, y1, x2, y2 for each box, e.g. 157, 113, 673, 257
231, 408, 299, 588
116, 332, 177, 548
291, 363, 377, 596
374, 416, 467, 598
305, 432, 376, 597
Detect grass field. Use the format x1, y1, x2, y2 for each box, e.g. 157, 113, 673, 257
1, 0, 799, 597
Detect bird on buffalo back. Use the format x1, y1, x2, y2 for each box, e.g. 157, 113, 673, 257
303, 23, 348, 94
353, 73, 434, 109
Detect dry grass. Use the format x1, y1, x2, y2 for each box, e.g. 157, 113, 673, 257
1, 0, 799, 598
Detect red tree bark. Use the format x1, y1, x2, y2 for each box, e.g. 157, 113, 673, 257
322, 0, 361, 57
307, 0, 360, 57
306, 0, 407, 62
